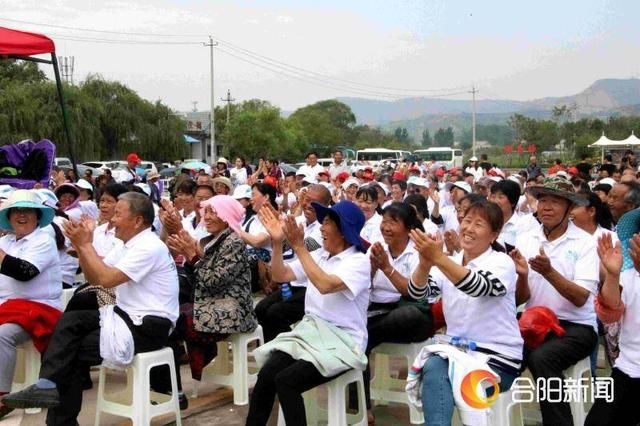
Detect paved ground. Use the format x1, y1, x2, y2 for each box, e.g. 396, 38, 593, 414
2, 346, 608, 425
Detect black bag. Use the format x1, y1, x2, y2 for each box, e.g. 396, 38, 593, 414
21, 148, 48, 180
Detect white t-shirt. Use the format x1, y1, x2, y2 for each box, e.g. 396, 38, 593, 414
440, 205, 459, 233
360, 212, 383, 245
516, 222, 599, 330
182, 217, 210, 242
498, 213, 520, 248
431, 248, 523, 360
328, 162, 350, 180
230, 167, 248, 187
286, 216, 323, 288
92, 222, 122, 258
0, 227, 62, 309
104, 228, 179, 324
79, 200, 99, 221
465, 166, 484, 182
243, 215, 271, 252
614, 269, 640, 378
288, 246, 371, 351
297, 164, 326, 179
369, 240, 420, 304
423, 218, 440, 236
49, 216, 79, 286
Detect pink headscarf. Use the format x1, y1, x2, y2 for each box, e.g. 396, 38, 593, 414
199, 195, 244, 233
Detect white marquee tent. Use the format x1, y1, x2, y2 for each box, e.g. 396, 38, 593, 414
589, 131, 640, 161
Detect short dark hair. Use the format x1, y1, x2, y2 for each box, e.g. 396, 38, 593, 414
176, 179, 197, 195
463, 199, 505, 252
102, 183, 128, 200
355, 186, 378, 204
382, 202, 424, 232
118, 192, 155, 226
490, 180, 521, 211
305, 151, 318, 159
404, 194, 429, 221
391, 180, 407, 191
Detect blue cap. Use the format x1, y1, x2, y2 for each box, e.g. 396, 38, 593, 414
311, 200, 366, 252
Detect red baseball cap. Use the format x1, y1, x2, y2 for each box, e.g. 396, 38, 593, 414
336, 171, 350, 182
127, 153, 141, 164
435, 168, 445, 178
392, 171, 406, 181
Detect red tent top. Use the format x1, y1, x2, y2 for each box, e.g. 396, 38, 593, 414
0, 26, 55, 56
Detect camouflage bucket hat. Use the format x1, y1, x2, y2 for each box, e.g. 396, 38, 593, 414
527, 177, 588, 206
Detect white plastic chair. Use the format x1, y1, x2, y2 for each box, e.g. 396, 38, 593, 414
563, 357, 591, 426
193, 325, 264, 405
453, 387, 523, 426
277, 368, 368, 426
370, 340, 432, 424
11, 339, 42, 414
94, 347, 182, 426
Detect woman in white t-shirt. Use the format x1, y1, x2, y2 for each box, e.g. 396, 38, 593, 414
247, 201, 370, 426
238, 183, 276, 292
230, 157, 249, 187
364, 202, 434, 422
586, 233, 640, 425
356, 186, 383, 246
0, 190, 60, 419
408, 199, 523, 425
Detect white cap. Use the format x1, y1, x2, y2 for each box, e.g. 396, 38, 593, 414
413, 177, 430, 189
555, 170, 569, 179
469, 156, 478, 162
134, 183, 151, 196
377, 182, 389, 195
406, 176, 420, 185
232, 184, 252, 200
295, 169, 308, 176
302, 175, 317, 185
342, 177, 360, 190
599, 177, 616, 187
76, 179, 93, 191
451, 181, 472, 193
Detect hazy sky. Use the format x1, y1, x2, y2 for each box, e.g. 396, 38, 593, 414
3, 0, 639, 112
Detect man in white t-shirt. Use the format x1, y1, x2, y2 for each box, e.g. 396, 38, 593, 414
255, 184, 330, 342
4, 193, 179, 425
296, 151, 325, 181
328, 149, 350, 180
513, 177, 598, 426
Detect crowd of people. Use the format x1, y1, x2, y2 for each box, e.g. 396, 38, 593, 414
0, 147, 639, 426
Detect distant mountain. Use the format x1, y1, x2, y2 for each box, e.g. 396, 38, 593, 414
336, 78, 640, 142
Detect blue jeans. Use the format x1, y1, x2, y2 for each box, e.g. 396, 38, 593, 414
421, 356, 517, 426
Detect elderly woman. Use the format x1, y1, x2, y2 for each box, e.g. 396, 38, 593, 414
166, 195, 257, 401
246, 200, 370, 426
0, 190, 61, 419
54, 183, 83, 221
408, 199, 523, 425
364, 202, 434, 422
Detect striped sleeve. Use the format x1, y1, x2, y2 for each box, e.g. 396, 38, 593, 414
455, 269, 507, 297
408, 275, 441, 301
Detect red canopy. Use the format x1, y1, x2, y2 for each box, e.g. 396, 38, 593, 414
0, 26, 55, 56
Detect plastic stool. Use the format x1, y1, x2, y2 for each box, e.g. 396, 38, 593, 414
60, 288, 75, 310
194, 325, 264, 405
453, 387, 523, 426
11, 339, 42, 414
94, 347, 181, 426
563, 357, 591, 426
277, 368, 368, 426
370, 340, 432, 424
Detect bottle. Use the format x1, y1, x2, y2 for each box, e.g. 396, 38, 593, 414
281, 283, 292, 301
450, 336, 477, 352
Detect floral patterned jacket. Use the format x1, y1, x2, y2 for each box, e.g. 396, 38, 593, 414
190, 228, 257, 334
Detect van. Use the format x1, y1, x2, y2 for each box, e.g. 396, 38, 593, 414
355, 148, 410, 167
413, 148, 463, 168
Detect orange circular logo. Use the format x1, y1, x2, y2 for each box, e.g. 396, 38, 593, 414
460, 369, 500, 409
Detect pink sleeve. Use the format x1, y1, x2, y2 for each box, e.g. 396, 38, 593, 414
595, 293, 625, 324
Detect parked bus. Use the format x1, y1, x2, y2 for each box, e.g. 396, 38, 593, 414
355, 148, 411, 167
413, 147, 464, 168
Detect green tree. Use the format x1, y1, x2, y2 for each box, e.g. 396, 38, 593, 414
433, 126, 454, 147
0, 59, 46, 87
421, 128, 432, 147
288, 100, 356, 152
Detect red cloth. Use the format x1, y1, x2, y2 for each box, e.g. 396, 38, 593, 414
0, 27, 55, 56
519, 306, 565, 350
0, 299, 62, 353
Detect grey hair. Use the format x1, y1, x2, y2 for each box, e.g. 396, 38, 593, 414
621, 181, 640, 208
118, 192, 155, 226
308, 184, 332, 206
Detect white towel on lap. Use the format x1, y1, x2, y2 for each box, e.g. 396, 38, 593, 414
99, 305, 134, 370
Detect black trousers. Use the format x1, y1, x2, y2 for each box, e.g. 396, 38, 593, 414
585, 367, 640, 426
363, 304, 433, 409
255, 287, 306, 342
245, 350, 341, 426
40, 309, 170, 426
524, 320, 598, 426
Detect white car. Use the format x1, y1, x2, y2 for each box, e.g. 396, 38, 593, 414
82, 161, 118, 173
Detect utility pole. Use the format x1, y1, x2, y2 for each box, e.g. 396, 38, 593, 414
205, 36, 218, 164
469, 86, 478, 157
221, 89, 236, 124
191, 101, 198, 112
57, 56, 75, 84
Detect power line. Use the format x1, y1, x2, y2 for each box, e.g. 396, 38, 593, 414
47, 33, 202, 45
